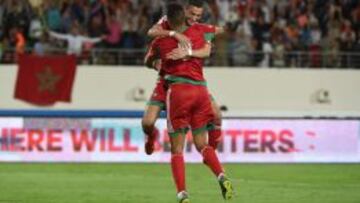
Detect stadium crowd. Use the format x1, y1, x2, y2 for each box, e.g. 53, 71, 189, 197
0, 0, 359, 67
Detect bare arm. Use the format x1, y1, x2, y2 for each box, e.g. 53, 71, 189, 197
49, 31, 69, 40
81, 36, 103, 44
166, 42, 212, 60
215, 26, 225, 35
147, 24, 172, 38
191, 43, 212, 58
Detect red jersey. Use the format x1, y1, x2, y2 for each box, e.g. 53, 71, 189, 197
151, 23, 215, 83
157, 15, 216, 34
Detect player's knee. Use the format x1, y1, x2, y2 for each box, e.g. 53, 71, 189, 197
141, 117, 155, 132
213, 111, 222, 126
194, 143, 206, 153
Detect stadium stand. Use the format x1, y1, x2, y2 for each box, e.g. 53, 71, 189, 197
0, 0, 359, 67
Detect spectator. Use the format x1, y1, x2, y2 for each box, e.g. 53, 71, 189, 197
0, 35, 3, 62
3, 0, 32, 39
9, 27, 26, 55
43, 1, 62, 31
60, 5, 73, 33
28, 8, 44, 41
0, 0, 359, 67
104, 13, 122, 48
259, 38, 273, 67
353, 30, 360, 68
0, 0, 5, 29
33, 32, 50, 56
48, 25, 104, 56
251, 14, 271, 43
322, 37, 340, 68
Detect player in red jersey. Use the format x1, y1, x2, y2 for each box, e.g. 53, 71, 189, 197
146, 4, 234, 203
142, 27, 213, 155
143, 0, 224, 156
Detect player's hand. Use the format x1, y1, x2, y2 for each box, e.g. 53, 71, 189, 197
174, 33, 191, 50
153, 59, 162, 71
166, 47, 188, 60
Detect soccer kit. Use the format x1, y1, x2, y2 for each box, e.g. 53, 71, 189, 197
148, 17, 234, 201
146, 16, 216, 111
144, 39, 168, 110
151, 23, 216, 136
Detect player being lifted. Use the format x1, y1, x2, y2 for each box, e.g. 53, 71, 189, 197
144, 3, 234, 203
142, 0, 224, 155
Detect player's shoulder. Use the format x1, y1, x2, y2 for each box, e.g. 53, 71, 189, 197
192, 23, 215, 30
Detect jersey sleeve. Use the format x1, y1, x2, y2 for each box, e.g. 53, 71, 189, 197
144, 39, 160, 68
197, 23, 216, 43
198, 23, 216, 33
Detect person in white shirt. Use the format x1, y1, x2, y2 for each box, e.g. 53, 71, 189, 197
259, 40, 273, 67
48, 26, 104, 56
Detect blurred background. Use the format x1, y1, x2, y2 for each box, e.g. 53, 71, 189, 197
0, 0, 359, 67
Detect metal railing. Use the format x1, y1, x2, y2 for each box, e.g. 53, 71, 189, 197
1, 47, 360, 68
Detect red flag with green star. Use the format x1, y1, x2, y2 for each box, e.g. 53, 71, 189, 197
14, 54, 77, 106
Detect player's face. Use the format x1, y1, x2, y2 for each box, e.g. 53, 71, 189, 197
185, 5, 204, 25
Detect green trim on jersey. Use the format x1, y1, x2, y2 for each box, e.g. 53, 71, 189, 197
169, 127, 190, 137
192, 123, 216, 135
204, 33, 215, 43
146, 100, 165, 109
165, 75, 207, 86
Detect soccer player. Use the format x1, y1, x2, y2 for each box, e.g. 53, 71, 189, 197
143, 33, 213, 155
146, 3, 234, 203
142, 0, 224, 155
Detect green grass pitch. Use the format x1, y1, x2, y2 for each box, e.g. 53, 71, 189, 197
0, 163, 359, 203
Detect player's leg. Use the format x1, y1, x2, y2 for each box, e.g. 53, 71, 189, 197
167, 84, 193, 203
193, 130, 234, 200
193, 131, 223, 177
169, 132, 189, 203
192, 88, 234, 200
142, 79, 167, 155
208, 95, 223, 150
142, 104, 161, 155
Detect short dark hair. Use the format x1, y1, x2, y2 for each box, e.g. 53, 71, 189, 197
167, 3, 185, 28
187, 0, 204, 8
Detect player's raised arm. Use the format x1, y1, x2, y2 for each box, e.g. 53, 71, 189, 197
48, 31, 70, 41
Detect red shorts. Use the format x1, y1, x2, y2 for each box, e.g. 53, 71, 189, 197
166, 83, 214, 136
147, 78, 167, 109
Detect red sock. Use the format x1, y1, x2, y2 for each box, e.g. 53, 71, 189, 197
202, 146, 223, 177
171, 154, 186, 193
208, 128, 222, 149
148, 127, 159, 141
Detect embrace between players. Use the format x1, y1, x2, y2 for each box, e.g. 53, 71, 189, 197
141, 1, 234, 203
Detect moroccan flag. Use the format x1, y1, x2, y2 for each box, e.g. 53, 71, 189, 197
14, 54, 77, 106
